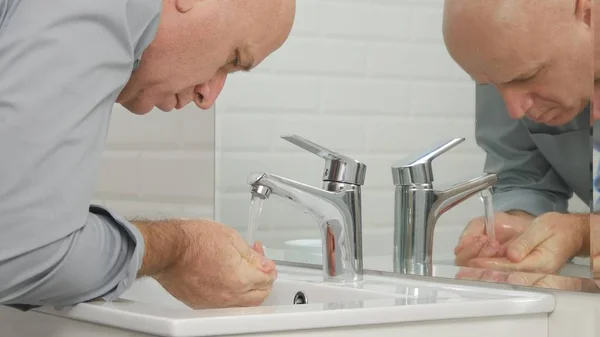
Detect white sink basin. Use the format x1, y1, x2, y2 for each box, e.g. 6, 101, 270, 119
115, 276, 404, 310
261, 279, 401, 306
29, 264, 554, 337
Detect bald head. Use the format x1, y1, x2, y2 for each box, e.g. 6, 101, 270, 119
442, 0, 592, 126
118, 0, 296, 114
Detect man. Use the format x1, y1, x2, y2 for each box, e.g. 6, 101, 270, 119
0, 0, 295, 310
442, 0, 594, 274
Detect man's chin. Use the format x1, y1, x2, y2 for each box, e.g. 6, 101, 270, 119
543, 109, 581, 126
119, 101, 154, 115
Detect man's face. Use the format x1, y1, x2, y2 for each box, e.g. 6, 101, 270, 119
117, 0, 296, 114
443, 0, 593, 126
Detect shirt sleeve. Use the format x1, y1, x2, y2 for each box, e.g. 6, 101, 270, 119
475, 84, 573, 216
0, 0, 160, 307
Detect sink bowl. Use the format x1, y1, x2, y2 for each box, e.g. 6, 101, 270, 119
116, 276, 403, 310
29, 264, 554, 337
262, 279, 401, 306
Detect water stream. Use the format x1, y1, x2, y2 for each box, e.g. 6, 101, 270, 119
246, 194, 265, 246
479, 188, 496, 242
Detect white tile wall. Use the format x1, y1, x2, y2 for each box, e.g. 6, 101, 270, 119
95, 0, 588, 263
94, 106, 216, 221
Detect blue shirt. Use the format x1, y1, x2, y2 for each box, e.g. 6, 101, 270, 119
0, 0, 161, 307
475, 84, 593, 216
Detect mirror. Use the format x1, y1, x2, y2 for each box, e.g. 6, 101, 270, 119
214, 0, 598, 293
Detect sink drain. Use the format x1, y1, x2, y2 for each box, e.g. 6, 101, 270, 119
293, 291, 307, 304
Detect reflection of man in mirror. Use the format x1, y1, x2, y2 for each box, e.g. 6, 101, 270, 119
442, 0, 594, 275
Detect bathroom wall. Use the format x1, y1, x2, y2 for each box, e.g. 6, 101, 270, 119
93, 106, 216, 221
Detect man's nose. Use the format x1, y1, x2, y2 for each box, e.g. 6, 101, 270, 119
194, 72, 228, 110
498, 87, 534, 120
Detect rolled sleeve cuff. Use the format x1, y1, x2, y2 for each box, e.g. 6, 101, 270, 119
89, 204, 145, 302
492, 189, 569, 217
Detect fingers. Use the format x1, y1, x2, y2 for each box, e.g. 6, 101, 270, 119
468, 252, 555, 274
505, 272, 545, 286
253, 241, 266, 255
244, 246, 276, 273
478, 269, 510, 283
237, 288, 273, 307
457, 218, 485, 244
455, 267, 486, 280
455, 217, 486, 255
455, 236, 499, 266
231, 232, 277, 292
454, 235, 475, 255
467, 257, 516, 270
241, 255, 278, 292
231, 233, 276, 274
506, 218, 551, 262
455, 267, 508, 283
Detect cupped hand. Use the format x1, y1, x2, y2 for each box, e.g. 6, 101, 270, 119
153, 220, 278, 309
467, 212, 587, 274
454, 211, 533, 266
591, 214, 600, 280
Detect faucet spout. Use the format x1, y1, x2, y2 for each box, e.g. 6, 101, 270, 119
432, 173, 498, 225
248, 172, 363, 283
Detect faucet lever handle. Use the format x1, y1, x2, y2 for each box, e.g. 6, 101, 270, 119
281, 134, 367, 185
391, 137, 465, 185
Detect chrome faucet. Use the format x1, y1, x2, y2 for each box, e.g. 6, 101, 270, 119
247, 135, 367, 284
391, 138, 498, 276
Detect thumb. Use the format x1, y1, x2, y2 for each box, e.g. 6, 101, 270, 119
253, 241, 266, 255
506, 272, 544, 286
506, 219, 550, 262
457, 217, 485, 246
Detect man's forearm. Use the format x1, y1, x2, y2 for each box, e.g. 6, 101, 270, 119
0, 209, 142, 307
132, 220, 188, 278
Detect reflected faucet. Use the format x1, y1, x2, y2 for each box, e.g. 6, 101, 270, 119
248, 135, 367, 284
391, 138, 498, 276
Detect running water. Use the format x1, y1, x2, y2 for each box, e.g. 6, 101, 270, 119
479, 188, 496, 242
246, 194, 265, 245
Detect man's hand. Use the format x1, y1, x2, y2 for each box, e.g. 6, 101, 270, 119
455, 211, 534, 266
467, 212, 588, 274
133, 219, 277, 309
591, 214, 600, 280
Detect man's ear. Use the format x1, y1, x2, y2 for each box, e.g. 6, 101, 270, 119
175, 0, 195, 13
574, 0, 591, 27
